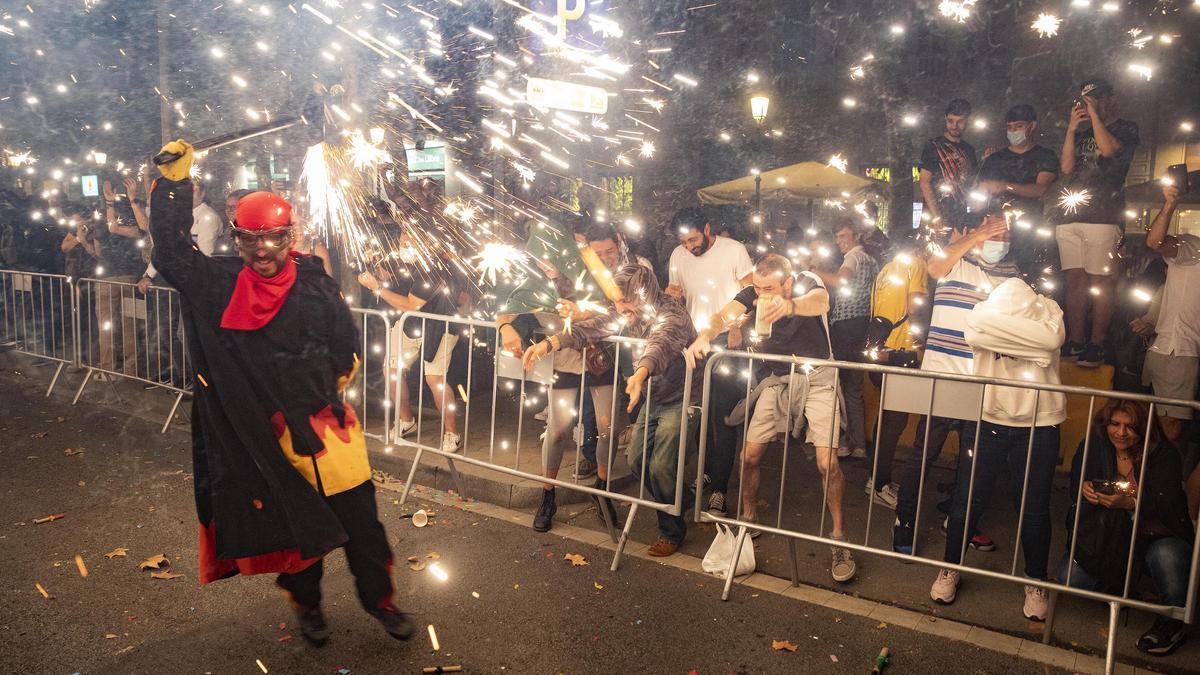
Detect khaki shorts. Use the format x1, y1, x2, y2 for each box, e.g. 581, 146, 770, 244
391, 330, 458, 377
1056, 222, 1121, 275
746, 383, 838, 448
1143, 350, 1199, 420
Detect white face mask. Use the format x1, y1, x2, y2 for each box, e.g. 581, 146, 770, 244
980, 240, 1010, 264
1006, 129, 1028, 146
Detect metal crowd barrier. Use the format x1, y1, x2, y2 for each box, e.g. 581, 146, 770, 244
695, 349, 1200, 674
347, 307, 394, 446
0, 270, 76, 396
71, 277, 191, 432
392, 309, 696, 572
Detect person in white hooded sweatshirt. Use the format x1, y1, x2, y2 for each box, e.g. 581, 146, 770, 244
930, 276, 1067, 622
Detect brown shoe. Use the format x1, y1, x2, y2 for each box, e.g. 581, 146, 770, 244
648, 539, 679, 557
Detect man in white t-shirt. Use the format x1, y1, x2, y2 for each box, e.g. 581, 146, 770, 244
664, 207, 753, 516
892, 211, 1018, 557
1142, 183, 1200, 447
138, 181, 223, 291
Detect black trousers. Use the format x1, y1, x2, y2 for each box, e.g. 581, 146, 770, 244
276, 480, 395, 612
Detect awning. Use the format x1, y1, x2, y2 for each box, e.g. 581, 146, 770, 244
697, 161, 885, 205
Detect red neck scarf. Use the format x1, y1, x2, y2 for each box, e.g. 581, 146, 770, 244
220, 254, 300, 330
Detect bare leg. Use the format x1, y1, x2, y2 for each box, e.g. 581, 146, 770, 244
740, 441, 769, 519
395, 368, 413, 423
1087, 273, 1115, 346
424, 374, 457, 434
1064, 268, 1089, 345
814, 446, 846, 538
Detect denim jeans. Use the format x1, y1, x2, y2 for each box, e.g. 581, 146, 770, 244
628, 398, 699, 544
895, 416, 972, 526
1058, 537, 1192, 607
945, 422, 1059, 579
830, 316, 869, 450
702, 334, 743, 494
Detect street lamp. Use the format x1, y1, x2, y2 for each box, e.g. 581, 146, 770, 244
750, 95, 770, 124
92, 151, 107, 165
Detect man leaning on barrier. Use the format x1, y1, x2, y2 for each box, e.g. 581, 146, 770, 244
930, 276, 1066, 623
525, 263, 699, 556
147, 140, 414, 647
687, 254, 856, 583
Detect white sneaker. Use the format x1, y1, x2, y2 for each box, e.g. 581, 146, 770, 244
396, 417, 416, 438
851, 447, 867, 459
1023, 585, 1049, 621
441, 432, 462, 454
865, 480, 898, 509
836, 446, 851, 458
930, 569, 960, 604
830, 537, 856, 582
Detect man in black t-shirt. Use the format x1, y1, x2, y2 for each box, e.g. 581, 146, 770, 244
686, 254, 856, 583
976, 104, 1059, 276
1056, 78, 1140, 367
919, 99, 978, 233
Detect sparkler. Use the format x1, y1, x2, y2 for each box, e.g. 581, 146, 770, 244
939, 0, 977, 23
472, 242, 526, 286
1057, 188, 1092, 215
827, 154, 848, 173
1031, 13, 1061, 38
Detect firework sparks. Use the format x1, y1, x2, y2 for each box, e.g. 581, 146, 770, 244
1057, 188, 1093, 215
827, 154, 848, 173
939, 0, 977, 23
1031, 13, 1061, 38
472, 242, 526, 285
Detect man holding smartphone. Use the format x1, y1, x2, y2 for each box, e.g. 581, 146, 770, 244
1056, 78, 1140, 368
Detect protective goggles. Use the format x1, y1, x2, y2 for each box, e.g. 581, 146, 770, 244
232, 226, 292, 250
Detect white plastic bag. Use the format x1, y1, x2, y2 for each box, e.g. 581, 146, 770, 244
701, 523, 756, 578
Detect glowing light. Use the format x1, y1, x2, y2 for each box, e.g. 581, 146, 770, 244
1031, 13, 1061, 38
1057, 188, 1093, 215
827, 154, 849, 173
473, 242, 526, 285
939, 0, 977, 23
1127, 63, 1153, 81
842, 97, 857, 109
639, 141, 656, 158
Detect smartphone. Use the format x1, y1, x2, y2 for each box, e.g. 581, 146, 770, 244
1089, 479, 1118, 495
1166, 164, 1191, 193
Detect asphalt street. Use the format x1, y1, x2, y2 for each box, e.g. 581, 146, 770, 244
0, 361, 1081, 675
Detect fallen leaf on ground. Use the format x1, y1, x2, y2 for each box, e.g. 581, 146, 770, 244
406, 556, 419, 563
35, 583, 51, 599
409, 562, 426, 572
75, 554, 89, 577
64, 448, 83, 456
563, 553, 589, 567
772, 639, 798, 652
427, 552, 441, 560
138, 553, 169, 570
876, 622, 887, 629
33, 514, 65, 524
31, 432, 48, 439
594, 582, 604, 590
55, 416, 65, 423
78, 481, 86, 487
104, 548, 129, 559
150, 571, 183, 580
104, 634, 118, 639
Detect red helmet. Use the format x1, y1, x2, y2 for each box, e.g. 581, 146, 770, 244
234, 192, 292, 231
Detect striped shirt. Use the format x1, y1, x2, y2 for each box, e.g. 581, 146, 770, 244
922, 259, 1005, 376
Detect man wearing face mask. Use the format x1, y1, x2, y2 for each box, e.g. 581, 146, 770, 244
975, 104, 1059, 276
892, 209, 1019, 559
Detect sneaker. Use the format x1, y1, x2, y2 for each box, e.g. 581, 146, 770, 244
532, 488, 557, 532
930, 569, 960, 604
396, 417, 416, 438
648, 539, 679, 557
1077, 343, 1104, 368
1136, 615, 1188, 656
706, 491, 727, 516
1023, 585, 1049, 621
969, 534, 996, 552
892, 518, 914, 555
830, 539, 856, 582
836, 446, 851, 458
441, 431, 461, 454
367, 607, 416, 641
571, 458, 597, 480
850, 447, 868, 459
745, 513, 762, 540
534, 405, 549, 422
1060, 341, 1085, 360
865, 481, 898, 509
292, 605, 330, 647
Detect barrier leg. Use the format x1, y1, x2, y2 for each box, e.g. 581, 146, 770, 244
161, 392, 184, 434
1104, 601, 1120, 675
610, 502, 639, 572
46, 362, 64, 397
399, 446, 426, 506
71, 368, 94, 405
446, 458, 468, 499
788, 538, 800, 587
1041, 591, 1057, 645
720, 525, 750, 601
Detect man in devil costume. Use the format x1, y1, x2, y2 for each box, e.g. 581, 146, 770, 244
148, 140, 414, 647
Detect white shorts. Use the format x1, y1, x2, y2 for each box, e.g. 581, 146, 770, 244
1056, 222, 1121, 275
391, 330, 458, 377
1143, 350, 1199, 420
745, 382, 838, 448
